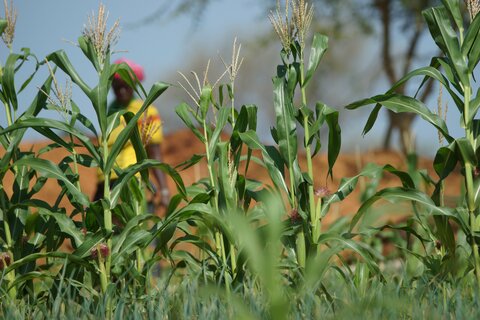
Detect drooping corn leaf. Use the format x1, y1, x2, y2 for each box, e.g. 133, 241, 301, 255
304, 33, 328, 88
346, 93, 452, 143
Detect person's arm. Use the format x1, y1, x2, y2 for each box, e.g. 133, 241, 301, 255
146, 143, 170, 207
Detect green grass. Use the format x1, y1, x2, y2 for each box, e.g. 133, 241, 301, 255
1, 268, 480, 320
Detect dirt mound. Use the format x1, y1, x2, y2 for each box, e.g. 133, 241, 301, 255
2, 129, 462, 227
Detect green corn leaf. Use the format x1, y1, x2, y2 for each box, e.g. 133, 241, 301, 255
22, 71, 54, 118
110, 60, 147, 98
383, 164, 416, 189
273, 76, 297, 168
62, 153, 96, 168
287, 63, 298, 97
423, 7, 469, 87
218, 84, 225, 106
73, 231, 105, 259
470, 90, 480, 124
35, 126, 75, 151
265, 145, 286, 179
231, 105, 249, 152
0, 19, 7, 35
245, 104, 258, 173
175, 153, 205, 171
111, 229, 152, 265
462, 11, 480, 63
217, 142, 236, 211
8, 272, 56, 293
199, 85, 212, 119
0, 117, 101, 164
317, 232, 381, 277
387, 65, 463, 113
78, 36, 101, 72
105, 82, 169, 174
170, 235, 219, 263
474, 178, 480, 209
227, 83, 234, 100
433, 215, 456, 254
11, 160, 30, 204
462, 11, 480, 73
434, 143, 457, 179
346, 93, 452, 143
123, 111, 149, 185
455, 137, 477, 166
105, 109, 124, 138
302, 104, 318, 145
434, 57, 463, 97
154, 221, 177, 253
374, 224, 430, 243
18, 49, 40, 95
208, 106, 229, 157
150, 203, 215, 244
71, 105, 98, 138
2, 53, 24, 112
10, 210, 28, 243
304, 33, 328, 88
39, 209, 83, 248
175, 103, 206, 143
189, 191, 213, 204
26, 177, 49, 199
233, 105, 249, 132
321, 163, 414, 217
324, 105, 341, 178
13, 157, 89, 207
303, 245, 347, 288
110, 159, 185, 208
5, 252, 93, 275
361, 104, 382, 136
88, 63, 111, 136
350, 187, 459, 231
320, 165, 377, 218
239, 130, 288, 194
246, 104, 258, 131
441, 0, 463, 33
46, 50, 91, 96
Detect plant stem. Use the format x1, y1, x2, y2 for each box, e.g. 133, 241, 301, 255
1, 183, 16, 299
101, 139, 113, 318
300, 56, 319, 247
102, 140, 113, 283
296, 229, 306, 268
97, 255, 111, 319
314, 198, 322, 248
4, 101, 13, 127
203, 118, 231, 291
70, 133, 86, 230
229, 243, 237, 277
463, 84, 480, 286
231, 81, 236, 129
133, 185, 144, 273
98, 256, 108, 293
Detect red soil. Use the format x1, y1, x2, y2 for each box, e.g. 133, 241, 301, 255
1, 129, 463, 228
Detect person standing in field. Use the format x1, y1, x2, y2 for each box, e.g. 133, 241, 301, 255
93, 58, 170, 209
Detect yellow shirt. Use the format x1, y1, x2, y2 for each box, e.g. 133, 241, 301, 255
98, 99, 163, 181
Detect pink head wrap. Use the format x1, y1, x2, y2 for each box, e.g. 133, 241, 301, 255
113, 58, 145, 82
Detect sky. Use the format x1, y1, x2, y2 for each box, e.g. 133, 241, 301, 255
0, 0, 266, 130
0, 0, 470, 156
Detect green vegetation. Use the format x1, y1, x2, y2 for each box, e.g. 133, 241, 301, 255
1, 0, 480, 318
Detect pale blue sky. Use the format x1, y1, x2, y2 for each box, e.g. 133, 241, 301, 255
0, 0, 470, 156
0, 0, 265, 134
